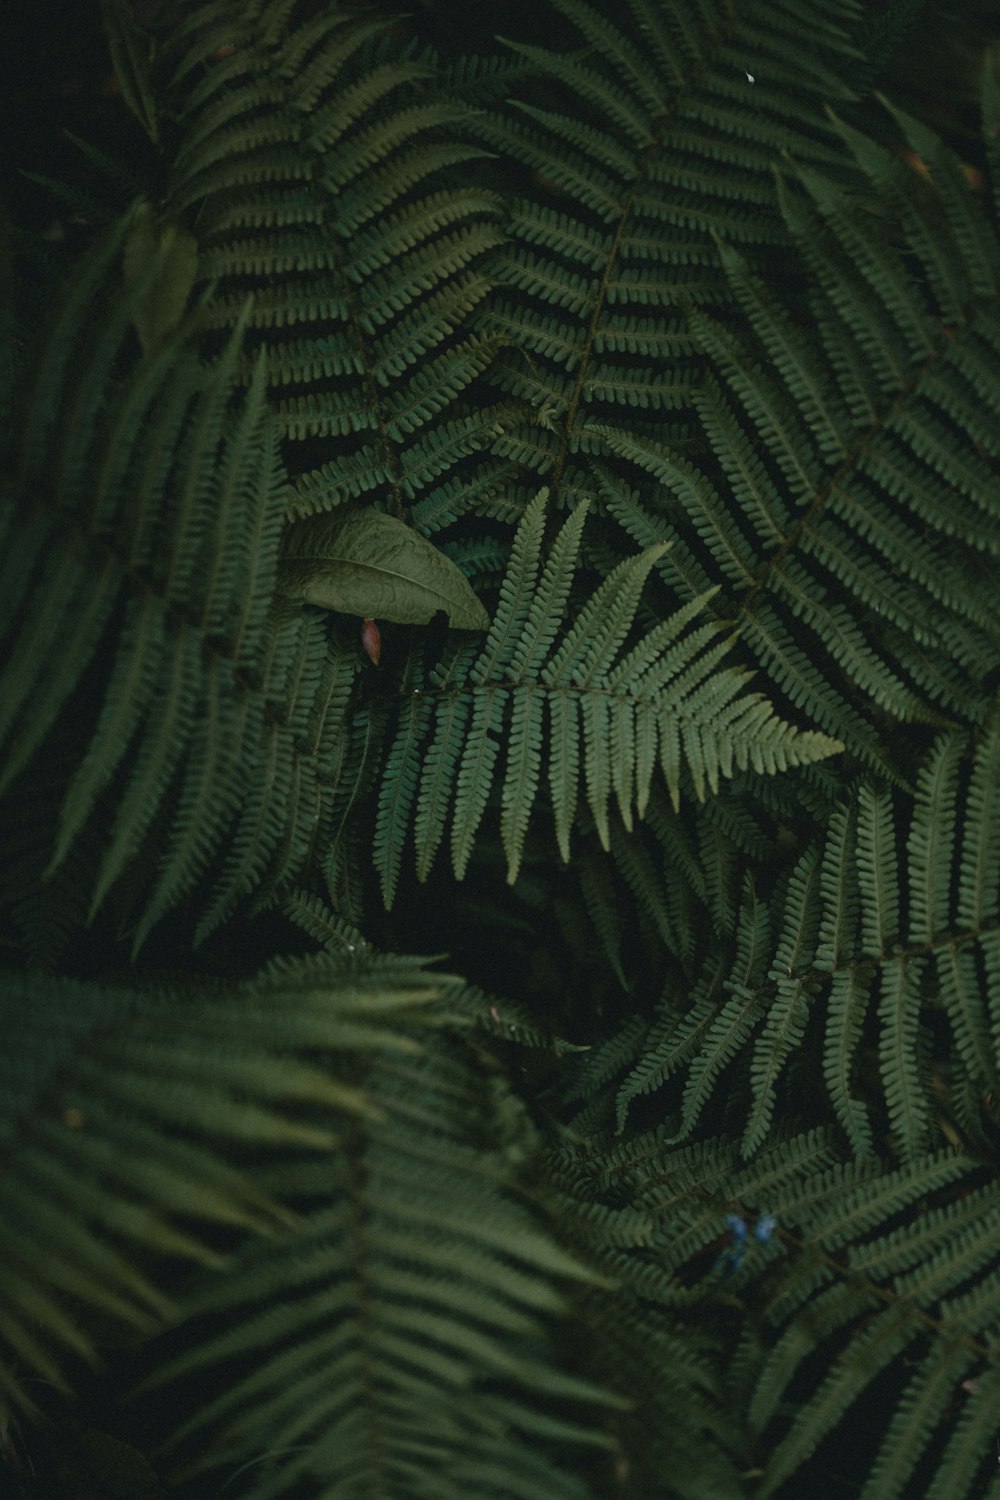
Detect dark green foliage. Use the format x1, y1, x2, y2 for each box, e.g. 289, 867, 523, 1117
1, 227, 355, 956
157, 0, 509, 530
373, 488, 839, 900
4, 2, 1000, 1497
154, 1035, 612, 1500
0, 936, 457, 1420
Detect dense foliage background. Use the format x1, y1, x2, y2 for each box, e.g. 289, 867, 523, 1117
3, 1, 1000, 1496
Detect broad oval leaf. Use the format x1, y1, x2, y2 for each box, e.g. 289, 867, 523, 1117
123, 203, 198, 354
279, 508, 490, 630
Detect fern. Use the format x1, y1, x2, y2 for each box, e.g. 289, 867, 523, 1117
154, 1037, 612, 1500
609, 716, 1000, 1162
468, 0, 862, 513
0, 949, 442, 1423
373, 489, 840, 899
0, 227, 353, 952
7, 2, 1000, 1497
552, 1123, 1000, 1499
159, 0, 510, 538
467, 1, 1000, 765
743, 1150, 1000, 1499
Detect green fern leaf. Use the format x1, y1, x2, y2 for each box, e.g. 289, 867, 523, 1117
743, 846, 822, 1154
161, 3, 507, 538
374, 492, 841, 895
0, 952, 442, 1420
857, 783, 899, 959
155, 1039, 611, 1500
1, 231, 357, 951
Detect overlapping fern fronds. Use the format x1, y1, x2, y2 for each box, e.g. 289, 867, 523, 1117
7, 2, 1000, 1497
0, 946, 443, 1423
551, 1123, 1000, 1500
592, 90, 1000, 766
607, 711, 1000, 1157
468, 0, 862, 509
0, 224, 355, 952
154, 1030, 613, 1500
464, 0, 1000, 773
160, 0, 512, 536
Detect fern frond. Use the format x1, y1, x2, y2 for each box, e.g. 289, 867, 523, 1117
618, 717, 1000, 1158
1, 237, 354, 951
0, 952, 442, 1421
558, 1120, 1000, 1499
373, 493, 840, 894
742, 845, 822, 1154
156, 1037, 611, 1500
747, 1153, 1000, 1499
465, 0, 861, 529
161, 4, 507, 536
564, 85, 1000, 770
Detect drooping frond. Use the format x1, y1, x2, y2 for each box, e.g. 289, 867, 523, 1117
0, 227, 355, 951
155, 1035, 612, 1500
0, 950, 442, 1422
372, 491, 841, 901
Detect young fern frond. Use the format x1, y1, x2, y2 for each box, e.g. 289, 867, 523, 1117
373, 491, 841, 899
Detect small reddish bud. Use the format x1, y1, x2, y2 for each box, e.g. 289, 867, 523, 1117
900, 147, 931, 179
360, 617, 381, 666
